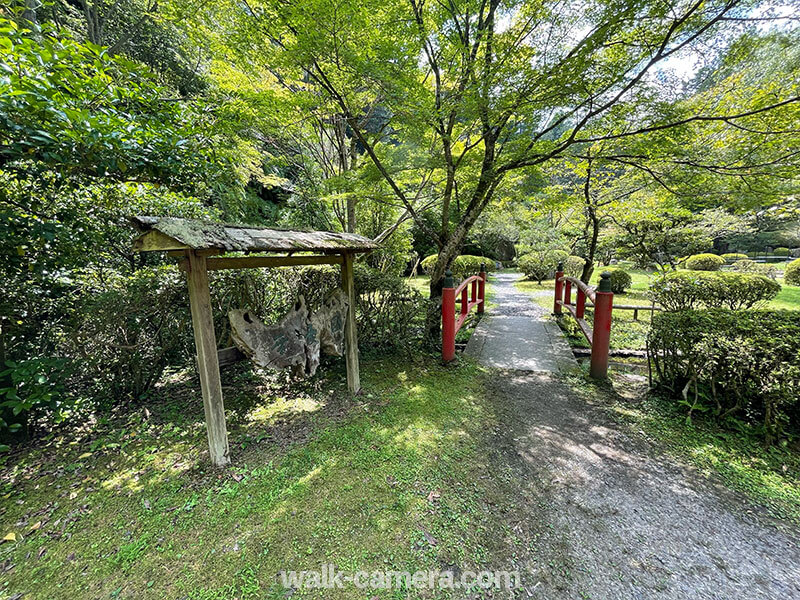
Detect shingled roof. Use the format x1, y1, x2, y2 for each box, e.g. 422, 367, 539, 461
131, 216, 378, 254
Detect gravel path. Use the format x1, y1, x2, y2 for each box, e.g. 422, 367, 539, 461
480, 272, 800, 599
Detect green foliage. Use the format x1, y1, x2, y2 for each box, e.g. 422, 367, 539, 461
0, 357, 71, 440
353, 265, 425, 350
0, 19, 221, 188
648, 309, 800, 440
785, 258, 800, 286
518, 249, 568, 284
564, 255, 586, 278
69, 267, 194, 404
731, 259, 778, 280
722, 253, 748, 263
649, 271, 781, 311
685, 253, 725, 271
774, 247, 790, 257
420, 254, 492, 279
607, 268, 633, 294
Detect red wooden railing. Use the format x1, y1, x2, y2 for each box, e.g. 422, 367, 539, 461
442, 264, 487, 362
554, 266, 613, 379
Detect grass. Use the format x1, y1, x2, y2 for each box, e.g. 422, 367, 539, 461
0, 355, 535, 600
568, 370, 800, 524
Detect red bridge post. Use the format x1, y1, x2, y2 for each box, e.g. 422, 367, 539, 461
442, 269, 456, 362
590, 272, 613, 379
576, 287, 586, 319
553, 263, 564, 315
477, 263, 486, 314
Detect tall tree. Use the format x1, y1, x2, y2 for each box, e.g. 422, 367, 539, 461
186, 0, 800, 337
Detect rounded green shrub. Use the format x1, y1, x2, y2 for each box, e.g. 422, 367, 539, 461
420, 254, 494, 278
518, 249, 567, 283
721, 252, 748, 264
564, 255, 586, 278
685, 253, 725, 271
606, 268, 632, 293
731, 259, 778, 280
785, 258, 800, 286
648, 309, 800, 440
774, 247, 790, 257
649, 270, 781, 311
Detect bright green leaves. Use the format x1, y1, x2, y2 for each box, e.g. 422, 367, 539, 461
0, 18, 212, 189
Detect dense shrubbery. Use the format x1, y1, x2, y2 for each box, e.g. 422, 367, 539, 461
731, 258, 778, 280
518, 249, 566, 283
785, 258, 800, 286
421, 254, 493, 278
649, 271, 780, 311
685, 253, 725, 271
0, 258, 423, 441
773, 247, 790, 257
648, 310, 800, 440
721, 252, 748, 263
606, 268, 633, 293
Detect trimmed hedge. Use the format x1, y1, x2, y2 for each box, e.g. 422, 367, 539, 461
685, 253, 725, 271
421, 254, 494, 279
731, 259, 778, 280
721, 252, 748, 264
606, 268, 632, 293
648, 309, 800, 440
774, 247, 790, 257
649, 270, 780, 311
785, 258, 800, 286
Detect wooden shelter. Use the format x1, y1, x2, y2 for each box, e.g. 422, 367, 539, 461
131, 216, 378, 466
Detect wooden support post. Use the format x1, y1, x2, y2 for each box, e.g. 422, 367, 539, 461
553, 264, 564, 315
341, 252, 360, 393
564, 279, 572, 306
590, 272, 614, 380
576, 288, 586, 319
477, 264, 486, 314
442, 270, 456, 362
186, 251, 230, 467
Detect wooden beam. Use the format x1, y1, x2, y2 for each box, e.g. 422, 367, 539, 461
186, 251, 230, 467
341, 252, 360, 393
203, 254, 344, 271
133, 230, 191, 252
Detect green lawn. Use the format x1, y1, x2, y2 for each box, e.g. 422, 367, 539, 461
0, 356, 533, 600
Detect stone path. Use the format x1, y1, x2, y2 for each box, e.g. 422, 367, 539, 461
465, 271, 576, 372
469, 271, 800, 599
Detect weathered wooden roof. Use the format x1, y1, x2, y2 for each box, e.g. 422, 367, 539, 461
131, 216, 378, 254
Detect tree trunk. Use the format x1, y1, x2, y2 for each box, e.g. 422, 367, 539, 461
581, 210, 599, 283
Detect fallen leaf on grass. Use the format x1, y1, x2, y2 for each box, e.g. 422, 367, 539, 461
2, 532, 19, 543
427, 489, 441, 504
418, 525, 437, 546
